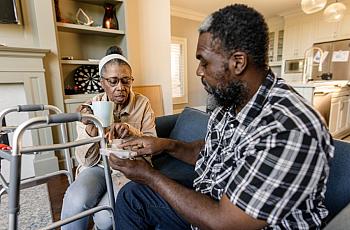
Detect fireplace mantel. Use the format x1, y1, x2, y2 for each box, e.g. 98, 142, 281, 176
0, 46, 59, 179
0, 46, 50, 70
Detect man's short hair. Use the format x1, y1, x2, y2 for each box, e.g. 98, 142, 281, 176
199, 4, 269, 69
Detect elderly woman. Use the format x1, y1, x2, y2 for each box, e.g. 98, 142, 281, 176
61, 46, 156, 230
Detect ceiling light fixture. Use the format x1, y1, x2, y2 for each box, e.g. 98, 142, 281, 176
301, 0, 327, 14
323, 1, 347, 22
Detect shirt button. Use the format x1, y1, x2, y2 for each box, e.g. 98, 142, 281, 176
230, 120, 239, 128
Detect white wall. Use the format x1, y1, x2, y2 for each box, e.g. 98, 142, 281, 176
1, 0, 174, 115
0, 0, 64, 110
32, 0, 64, 111
0, 84, 35, 180
126, 0, 173, 115
171, 16, 207, 111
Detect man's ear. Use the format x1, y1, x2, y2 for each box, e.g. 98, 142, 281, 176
229, 52, 248, 75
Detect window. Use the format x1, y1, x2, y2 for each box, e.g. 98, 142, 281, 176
170, 37, 188, 104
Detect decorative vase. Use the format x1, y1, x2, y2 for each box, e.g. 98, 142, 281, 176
102, 3, 119, 30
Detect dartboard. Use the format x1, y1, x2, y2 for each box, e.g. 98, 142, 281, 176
74, 65, 104, 93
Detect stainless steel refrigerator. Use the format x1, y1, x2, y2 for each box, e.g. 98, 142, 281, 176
311, 39, 350, 81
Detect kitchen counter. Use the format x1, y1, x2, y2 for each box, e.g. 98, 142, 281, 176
289, 80, 350, 139
290, 80, 350, 95
289, 80, 350, 88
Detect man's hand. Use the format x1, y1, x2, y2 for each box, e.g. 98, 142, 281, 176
119, 136, 169, 157
109, 154, 156, 184
106, 123, 130, 140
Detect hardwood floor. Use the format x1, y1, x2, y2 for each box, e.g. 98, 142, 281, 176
46, 173, 95, 229
46, 174, 69, 222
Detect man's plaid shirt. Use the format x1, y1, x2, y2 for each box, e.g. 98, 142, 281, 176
193, 71, 334, 229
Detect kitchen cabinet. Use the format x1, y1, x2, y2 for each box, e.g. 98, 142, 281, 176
282, 22, 300, 59
276, 30, 284, 62
292, 83, 350, 138
268, 32, 275, 62
329, 96, 342, 134
338, 12, 350, 39
281, 2, 350, 49
329, 94, 350, 136
340, 96, 350, 132
282, 14, 316, 60
315, 7, 350, 43
267, 17, 284, 66
268, 30, 284, 65
315, 20, 338, 43
328, 89, 350, 138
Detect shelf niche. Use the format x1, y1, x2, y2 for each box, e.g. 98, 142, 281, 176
55, 0, 127, 98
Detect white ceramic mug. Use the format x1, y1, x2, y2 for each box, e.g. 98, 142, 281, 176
83, 101, 114, 127
111, 139, 123, 149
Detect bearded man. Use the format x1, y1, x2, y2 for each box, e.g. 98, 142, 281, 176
109, 4, 334, 230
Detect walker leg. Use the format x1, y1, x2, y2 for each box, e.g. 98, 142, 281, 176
8, 155, 21, 230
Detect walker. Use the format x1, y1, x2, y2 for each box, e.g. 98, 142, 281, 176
0, 105, 115, 230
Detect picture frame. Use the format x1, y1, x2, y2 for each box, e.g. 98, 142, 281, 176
0, 0, 23, 24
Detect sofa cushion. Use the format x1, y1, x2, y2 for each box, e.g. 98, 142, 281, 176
155, 113, 179, 138
153, 107, 210, 188
169, 107, 209, 141
325, 139, 350, 221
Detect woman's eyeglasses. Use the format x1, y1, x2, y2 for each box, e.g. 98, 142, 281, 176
101, 76, 134, 87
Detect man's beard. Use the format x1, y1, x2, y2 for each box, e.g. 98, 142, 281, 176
202, 77, 249, 109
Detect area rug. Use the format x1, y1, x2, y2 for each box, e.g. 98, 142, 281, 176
0, 183, 53, 229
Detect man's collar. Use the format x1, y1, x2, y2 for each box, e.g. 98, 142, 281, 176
235, 70, 276, 126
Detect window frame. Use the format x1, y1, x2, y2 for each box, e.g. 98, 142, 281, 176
171, 36, 188, 105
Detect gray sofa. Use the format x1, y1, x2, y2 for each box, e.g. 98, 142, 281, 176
152, 107, 350, 227
152, 107, 209, 188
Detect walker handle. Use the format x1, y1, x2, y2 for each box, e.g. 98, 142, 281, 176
47, 113, 82, 124
17, 104, 45, 112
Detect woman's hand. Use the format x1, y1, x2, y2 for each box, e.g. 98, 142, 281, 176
78, 100, 93, 125
78, 100, 99, 136
106, 122, 130, 140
